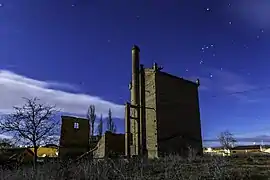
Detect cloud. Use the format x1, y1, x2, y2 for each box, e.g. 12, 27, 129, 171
204, 136, 270, 143
0, 134, 12, 139
236, 135, 270, 143
187, 69, 255, 94
46, 81, 81, 92
207, 68, 255, 92
0, 70, 124, 118
198, 68, 264, 102
233, 0, 270, 29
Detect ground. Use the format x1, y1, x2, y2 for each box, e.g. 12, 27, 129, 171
1, 154, 270, 179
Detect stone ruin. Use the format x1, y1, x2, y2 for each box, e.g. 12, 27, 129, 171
59, 45, 203, 160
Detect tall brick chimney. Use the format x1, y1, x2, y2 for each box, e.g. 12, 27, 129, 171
131, 45, 141, 155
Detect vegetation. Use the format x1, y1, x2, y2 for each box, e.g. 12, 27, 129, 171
106, 108, 117, 133
0, 97, 59, 168
87, 105, 96, 139
0, 138, 14, 149
218, 130, 237, 150
1, 153, 270, 179
97, 114, 103, 137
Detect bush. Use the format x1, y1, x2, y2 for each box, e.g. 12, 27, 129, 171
0, 155, 268, 179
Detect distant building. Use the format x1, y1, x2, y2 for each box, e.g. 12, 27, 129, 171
231, 145, 263, 155
29, 147, 58, 158
204, 145, 270, 156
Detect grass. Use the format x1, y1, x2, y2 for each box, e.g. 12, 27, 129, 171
1, 154, 270, 180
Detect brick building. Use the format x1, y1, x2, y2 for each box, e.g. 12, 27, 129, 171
93, 131, 125, 158
59, 116, 90, 159
126, 45, 203, 159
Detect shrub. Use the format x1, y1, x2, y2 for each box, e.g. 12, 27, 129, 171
0, 154, 268, 179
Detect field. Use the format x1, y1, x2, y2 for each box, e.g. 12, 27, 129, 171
1, 154, 270, 180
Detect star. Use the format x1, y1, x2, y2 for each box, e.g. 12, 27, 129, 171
185, 69, 189, 72
257, 35, 260, 39
71, 4, 75, 7
199, 60, 204, 64
0, 4, 3, 7
108, 40, 111, 43
220, 68, 223, 71
213, 53, 216, 57
209, 74, 213, 78
229, 21, 232, 25
206, 8, 210, 11
261, 29, 264, 33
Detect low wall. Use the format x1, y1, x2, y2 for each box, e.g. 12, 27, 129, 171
93, 132, 125, 158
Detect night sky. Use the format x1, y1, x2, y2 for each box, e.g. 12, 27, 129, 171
1, 0, 270, 146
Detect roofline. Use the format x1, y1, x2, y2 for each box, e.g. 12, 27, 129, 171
61, 115, 88, 120
158, 71, 199, 86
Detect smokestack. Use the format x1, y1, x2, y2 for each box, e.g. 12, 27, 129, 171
131, 45, 140, 106
131, 45, 140, 107
131, 45, 140, 155
125, 102, 131, 158
132, 45, 140, 93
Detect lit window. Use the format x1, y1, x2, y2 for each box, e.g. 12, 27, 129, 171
74, 122, 79, 129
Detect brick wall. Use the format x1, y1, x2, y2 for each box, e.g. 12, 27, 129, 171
93, 132, 125, 158
144, 69, 158, 158
106, 132, 125, 157
128, 68, 203, 158
155, 72, 203, 156
93, 135, 106, 158
59, 116, 90, 159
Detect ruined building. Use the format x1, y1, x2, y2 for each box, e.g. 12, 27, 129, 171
93, 131, 125, 158
59, 115, 125, 159
125, 45, 203, 159
59, 116, 90, 159
58, 45, 203, 160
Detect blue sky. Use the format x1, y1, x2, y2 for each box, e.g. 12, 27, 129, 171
1, 0, 270, 146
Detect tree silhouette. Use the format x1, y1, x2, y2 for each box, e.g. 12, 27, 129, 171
87, 105, 96, 139
0, 97, 59, 168
218, 130, 237, 150
96, 114, 103, 137
106, 109, 116, 133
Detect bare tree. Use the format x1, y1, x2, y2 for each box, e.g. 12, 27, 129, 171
87, 105, 96, 139
106, 109, 117, 133
0, 97, 59, 167
96, 114, 103, 137
218, 130, 237, 150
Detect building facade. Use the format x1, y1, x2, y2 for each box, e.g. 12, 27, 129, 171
59, 116, 90, 159
126, 45, 203, 159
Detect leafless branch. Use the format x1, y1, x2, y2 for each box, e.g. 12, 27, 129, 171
0, 97, 60, 166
